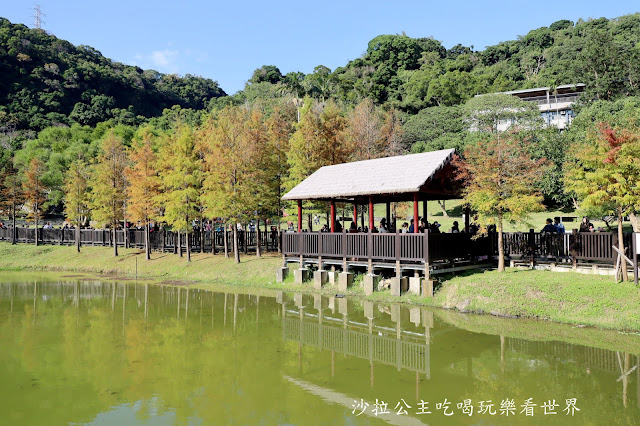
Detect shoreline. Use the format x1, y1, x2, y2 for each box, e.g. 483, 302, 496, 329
1, 243, 639, 332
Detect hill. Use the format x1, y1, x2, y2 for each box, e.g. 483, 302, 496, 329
237, 14, 640, 113
0, 17, 226, 131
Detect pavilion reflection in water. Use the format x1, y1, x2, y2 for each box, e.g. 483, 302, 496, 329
278, 291, 639, 409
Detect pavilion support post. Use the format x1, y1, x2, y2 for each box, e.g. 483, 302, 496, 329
314, 231, 327, 289
390, 229, 407, 297
392, 202, 397, 231
413, 193, 419, 234
353, 204, 357, 226
464, 205, 470, 233
386, 202, 391, 230
339, 227, 352, 291
297, 200, 302, 232
364, 197, 380, 296
423, 198, 428, 225
330, 200, 336, 233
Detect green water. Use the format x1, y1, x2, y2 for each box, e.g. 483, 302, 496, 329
0, 273, 638, 425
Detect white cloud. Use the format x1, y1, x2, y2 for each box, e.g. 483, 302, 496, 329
150, 49, 179, 68
132, 47, 208, 75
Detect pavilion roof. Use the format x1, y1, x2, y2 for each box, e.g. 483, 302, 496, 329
282, 149, 459, 202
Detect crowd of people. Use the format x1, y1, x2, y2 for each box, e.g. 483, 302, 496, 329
284, 215, 608, 235
289, 216, 473, 234
540, 216, 600, 234
0, 215, 606, 235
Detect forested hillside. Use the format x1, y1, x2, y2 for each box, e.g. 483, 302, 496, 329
234, 14, 640, 111
0, 18, 226, 131
2, 13, 640, 225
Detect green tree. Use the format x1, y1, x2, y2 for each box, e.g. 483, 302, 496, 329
249, 65, 284, 85
455, 133, 549, 271
63, 159, 90, 252
199, 107, 250, 262
158, 126, 202, 262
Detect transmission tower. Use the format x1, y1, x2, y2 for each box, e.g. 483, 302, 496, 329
32, 4, 46, 29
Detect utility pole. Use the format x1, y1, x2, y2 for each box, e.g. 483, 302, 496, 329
32, 4, 46, 29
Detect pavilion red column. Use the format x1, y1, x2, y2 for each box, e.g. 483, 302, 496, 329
368, 197, 374, 231
297, 200, 302, 232
413, 193, 419, 233
330, 200, 336, 232
353, 204, 358, 226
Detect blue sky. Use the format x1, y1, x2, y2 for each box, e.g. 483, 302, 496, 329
4, 1, 639, 94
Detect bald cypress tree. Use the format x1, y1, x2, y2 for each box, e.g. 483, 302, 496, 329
158, 126, 201, 262
23, 157, 47, 246
63, 159, 90, 252
89, 131, 128, 256
125, 128, 160, 260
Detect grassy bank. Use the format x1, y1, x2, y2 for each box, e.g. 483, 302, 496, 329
0, 242, 283, 287
431, 269, 640, 331
1, 242, 638, 331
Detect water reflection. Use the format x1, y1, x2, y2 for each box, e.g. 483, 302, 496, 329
0, 277, 638, 425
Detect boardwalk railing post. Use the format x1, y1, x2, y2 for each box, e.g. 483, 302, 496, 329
395, 230, 400, 277
571, 229, 578, 270
298, 231, 304, 267
318, 232, 322, 270
633, 233, 639, 286
342, 229, 347, 271
528, 229, 535, 268
612, 232, 619, 269
423, 229, 432, 297
367, 228, 373, 274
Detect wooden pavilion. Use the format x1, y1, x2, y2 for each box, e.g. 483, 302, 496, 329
277, 149, 490, 296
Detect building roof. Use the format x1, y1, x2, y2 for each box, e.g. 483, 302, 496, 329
501, 87, 550, 96
282, 149, 458, 202
556, 83, 586, 90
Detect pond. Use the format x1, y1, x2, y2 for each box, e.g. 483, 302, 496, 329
0, 272, 638, 425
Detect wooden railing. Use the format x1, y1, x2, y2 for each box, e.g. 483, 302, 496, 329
282, 230, 634, 267
282, 231, 493, 265
1, 226, 633, 266
0, 227, 282, 253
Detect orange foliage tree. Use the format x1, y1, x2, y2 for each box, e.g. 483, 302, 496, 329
565, 123, 640, 281
125, 127, 161, 260
23, 157, 47, 246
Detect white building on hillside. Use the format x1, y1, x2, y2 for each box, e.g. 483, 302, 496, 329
496, 83, 585, 130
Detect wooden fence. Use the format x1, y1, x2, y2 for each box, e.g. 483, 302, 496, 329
282, 229, 634, 267
0, 227, 281, 254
